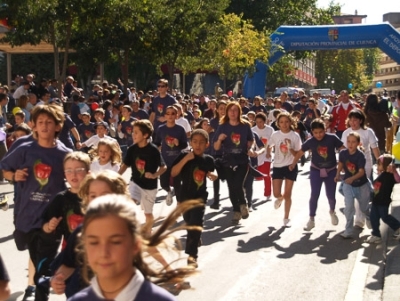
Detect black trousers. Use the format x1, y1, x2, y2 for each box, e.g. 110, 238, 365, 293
182, 203, 205, 258
223, 164, 249, 212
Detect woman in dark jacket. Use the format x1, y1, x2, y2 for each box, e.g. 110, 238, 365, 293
364, 93, 391, 153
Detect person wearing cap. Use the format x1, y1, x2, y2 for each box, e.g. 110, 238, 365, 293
77, 121, 118, 150
63, 76, 76, 99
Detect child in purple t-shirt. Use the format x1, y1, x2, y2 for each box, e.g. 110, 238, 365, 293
290, 119, 344, 231
335, 132, 372, 239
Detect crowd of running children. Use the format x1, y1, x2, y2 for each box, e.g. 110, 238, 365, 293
0, 75, 399, 301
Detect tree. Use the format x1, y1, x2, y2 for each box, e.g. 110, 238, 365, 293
179, 14, 270, 83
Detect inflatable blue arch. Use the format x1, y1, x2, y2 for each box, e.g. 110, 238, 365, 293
243, 23, 400, 98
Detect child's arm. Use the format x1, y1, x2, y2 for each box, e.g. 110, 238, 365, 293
118, 163, 128, 175
387, 164, 400, 183
289, 150, 305, 171
334, 162, 343, 182
214, 133, 227, 151
266, 145, 274, 160
145, 165, 167, 179
171, 152, 195, 177
3, 168, 28, 182
50, 266, 75, 295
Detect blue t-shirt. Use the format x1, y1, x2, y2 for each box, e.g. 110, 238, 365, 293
338, 149, 368, 187
154, 124, 187, 167
151, 94, 177, 129
282, 101, 293, 113
70, 103, 81, 126
77, 122, 95, 142
213, 122, 253, 165
59, 113, 76, 149
302, 133, 343, 169
0, 140, 71, 232
120, 116, 137, 146
293, 103, 308, 119
131, 109, 149, 120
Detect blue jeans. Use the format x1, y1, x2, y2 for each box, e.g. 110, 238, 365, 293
342, 182, 371, 235
370, 204, 400, 237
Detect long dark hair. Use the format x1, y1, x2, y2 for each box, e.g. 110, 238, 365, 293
364, 93, 380, 114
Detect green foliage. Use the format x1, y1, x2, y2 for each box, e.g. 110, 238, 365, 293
179, 14, 270, 80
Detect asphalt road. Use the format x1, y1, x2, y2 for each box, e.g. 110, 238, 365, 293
1, 162, 399, 301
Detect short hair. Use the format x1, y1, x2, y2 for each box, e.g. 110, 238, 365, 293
272, 109, 282, 118
133, 119, 153, 138
64, 151, 91, 171
347, 109, 367, 130
0, 93, 7, 102
190, 129, 209, 143
276, 111, 295, 131
14, 123, 31, 135
310, 118, 326, 131
122, 105, 132, 112
94, 108, 105, 115
255, 112, 267, 122
308, 98, 317, 104
166, 106, 178, 114
31, 104, 65, 137
347, 131, 361, 143
157, 79, 169, 87
15, 111, 25, 119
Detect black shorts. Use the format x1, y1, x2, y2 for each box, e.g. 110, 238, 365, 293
13, 229, 33, 251
272, 165, 298, 181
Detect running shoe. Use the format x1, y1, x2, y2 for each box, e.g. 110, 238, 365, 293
304, 219, 315, 231
240, 204, 249, 219
274, 197, 283, 209
330, 212, 339, 225
365, 235, 382, 244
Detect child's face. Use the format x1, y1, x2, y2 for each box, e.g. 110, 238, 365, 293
165, 109, 177, 123
377, 161, 384, 173
132, 126, 148, 144
190, 134, 208, 156
94, 112, 104, 121
33, 113, 60, 140
193, 111, 200, 119
348, 117, 361, 130
217, 104, 226, 117
15, 115, 24, 125
278, 116, 291, 132
88, 180, 113, 203
346, 135, 359, 152
82, 115, 90, 124
84, 215, 139, 282
14, 130, 27, 140
98, 145, 112, 164
96, 125, 107, 136
255, 118, 265, 129
312, 127, 325, 141
201, 121, 210, 131
64, 160, 88, 191
121, 108, 130, 118
308, 102, 315, 109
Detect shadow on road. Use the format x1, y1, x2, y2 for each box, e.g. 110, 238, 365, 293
236, 226, 286, 253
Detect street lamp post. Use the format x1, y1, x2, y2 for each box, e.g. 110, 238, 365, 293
324, 75, 335, 89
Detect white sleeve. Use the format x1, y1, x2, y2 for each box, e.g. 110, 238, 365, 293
293, 132, 302, 151
367, 128, 379, 148
85, 136, 96, 147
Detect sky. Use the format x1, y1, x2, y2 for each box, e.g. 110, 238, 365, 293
317, 0, 399, 24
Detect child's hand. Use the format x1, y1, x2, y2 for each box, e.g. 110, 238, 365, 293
247, 149, 257, 157
173, 138, 179, 146
48, 217, 62, 232
218, 133, 227, 142
185, 152, 195, 161
345, 178, 353, 185
15, 168, 29, 182
51, 272, 66, 295
266, 153, 271, 159
334, 176, 339, 183
144, 172, 155, 179
158, 116, 166, 123
289, 163, 296, 171
207, 172, 218, 181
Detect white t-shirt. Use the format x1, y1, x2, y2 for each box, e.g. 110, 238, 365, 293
341, 127, 378, 175
90, 160, 120, 174
268, 130, 301, 167
176, 117, 191, 134
252, 125, 275, 165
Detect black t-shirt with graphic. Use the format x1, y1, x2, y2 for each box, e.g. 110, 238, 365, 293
372, 172, 397, 206
172, 151, 215, 202
42, 190, 83, 248
124, 142, 165, 190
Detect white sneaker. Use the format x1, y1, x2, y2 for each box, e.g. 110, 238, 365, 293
330, 212, 339, 226
166, 190, 173, 206
283, 218, 291, 227
274, 197, 283, 209
393, 228, 400, 238
365, 235, 382, 244
304, 219, 315, 231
